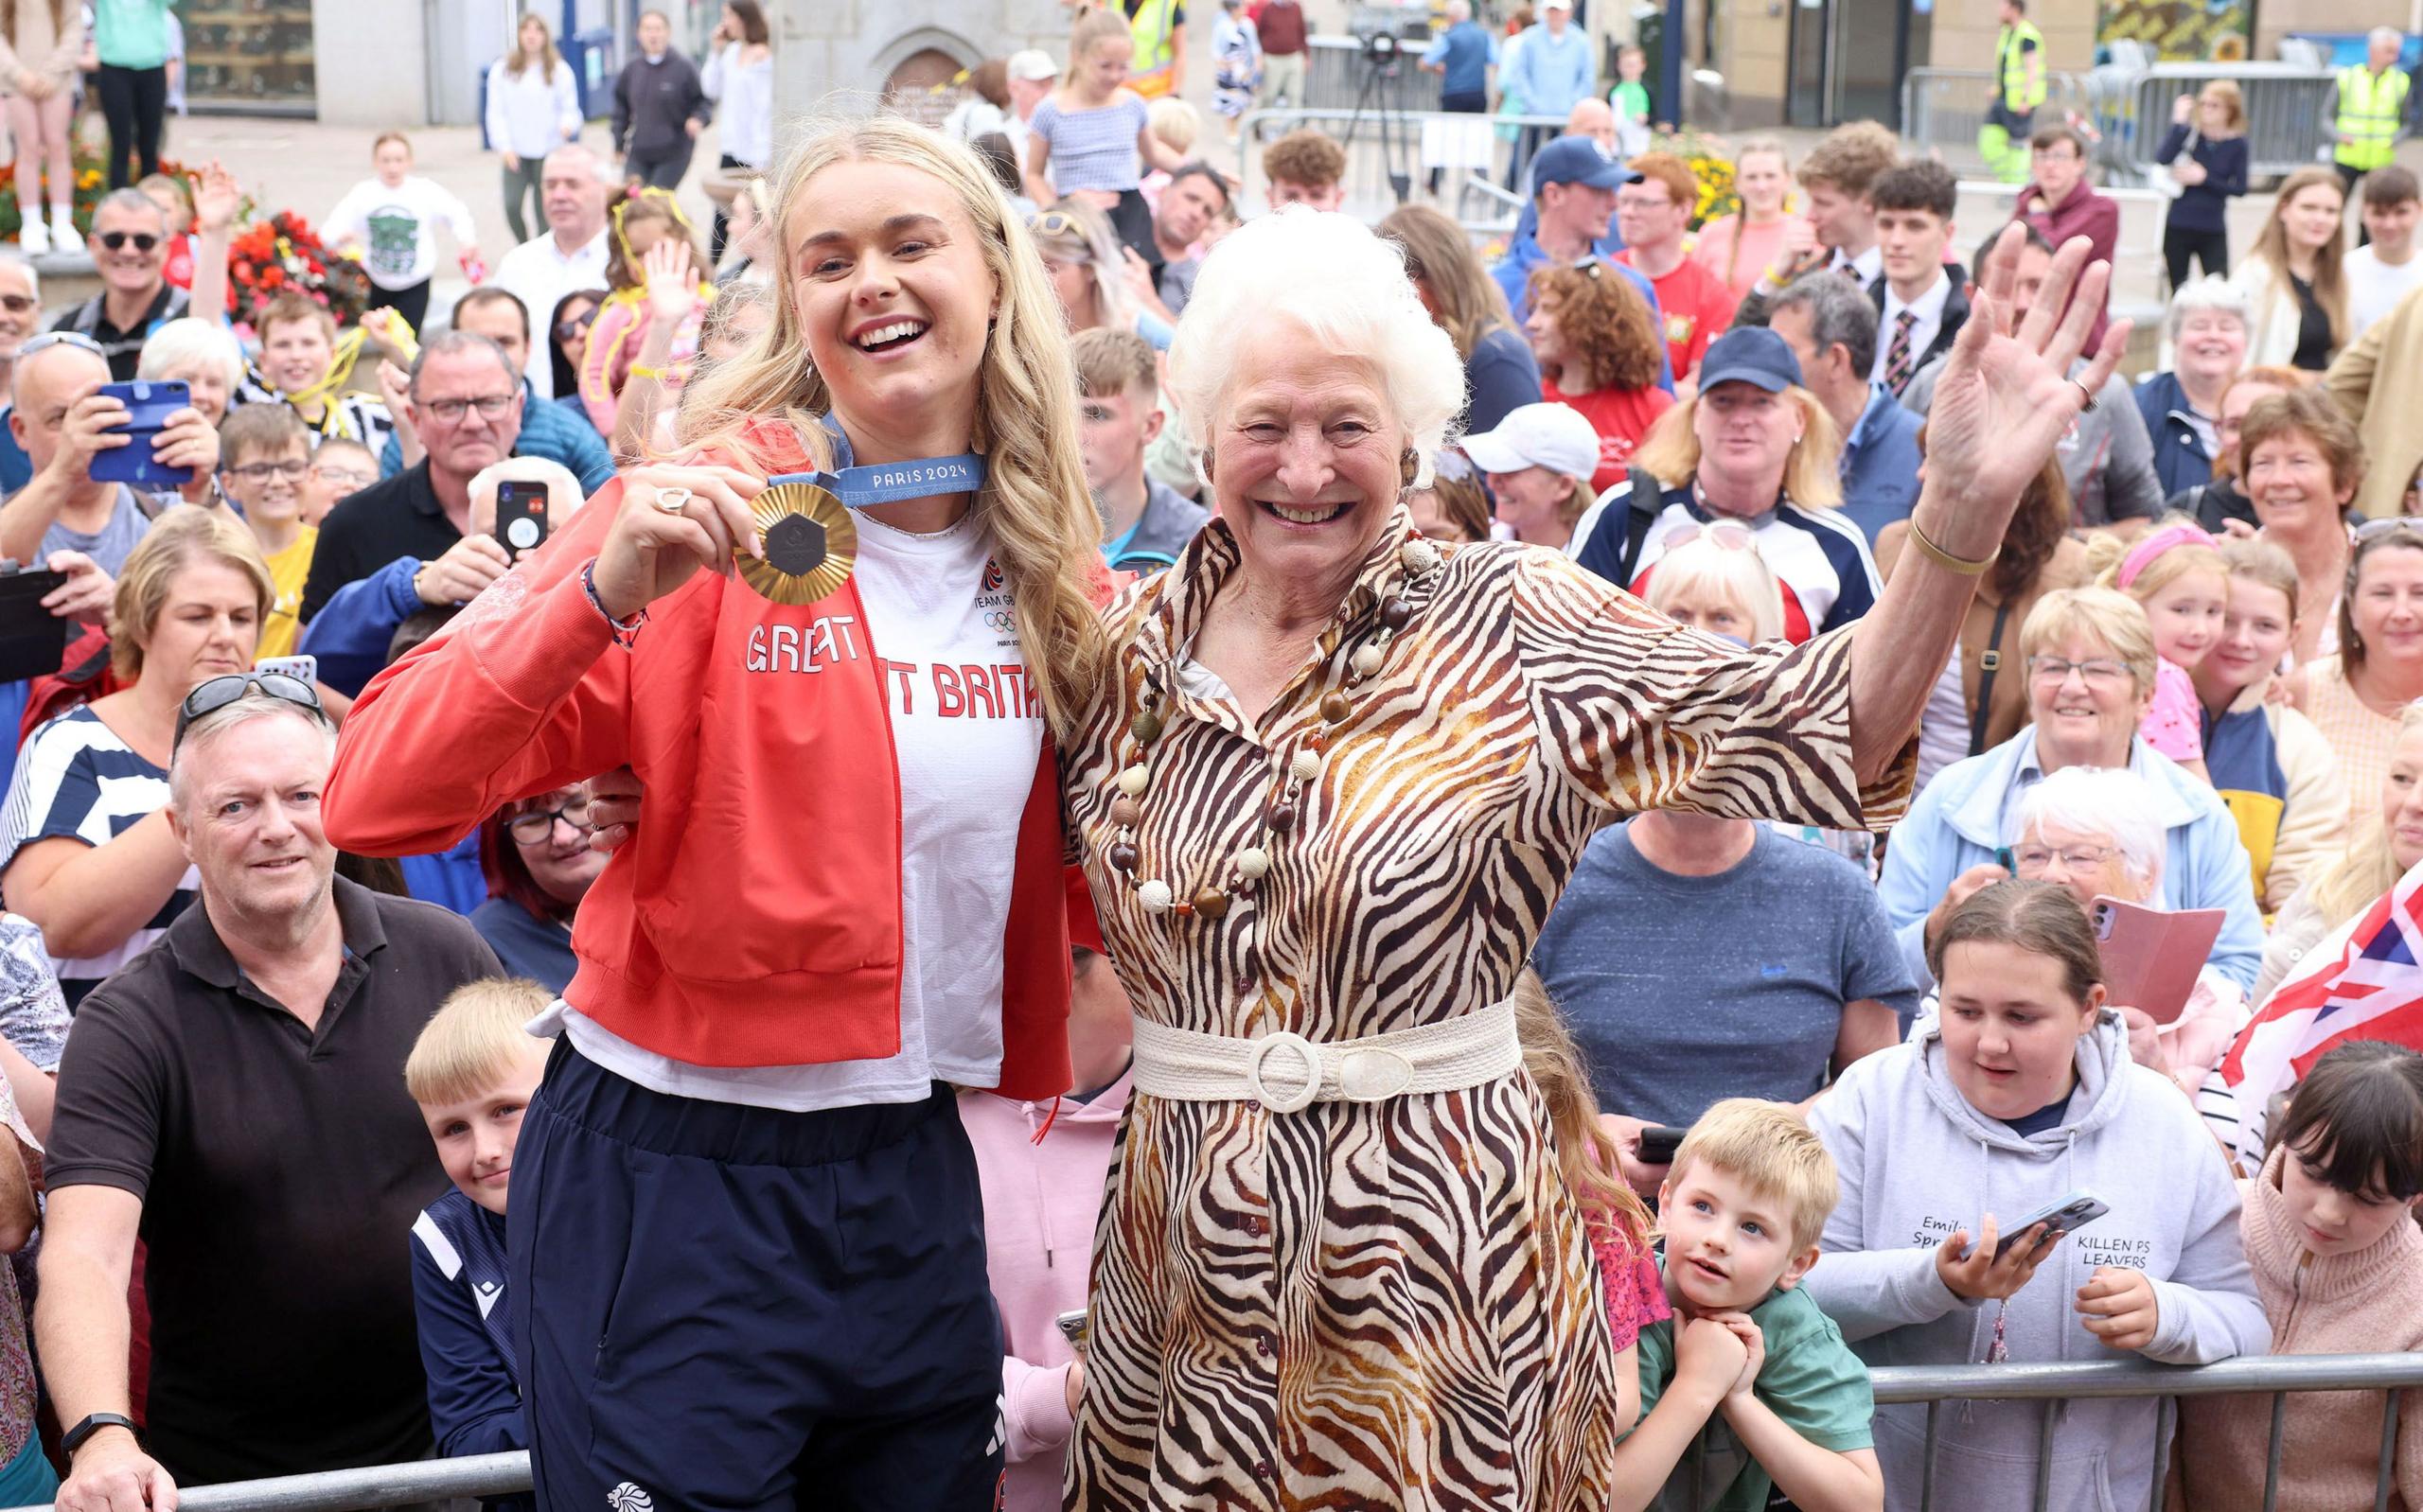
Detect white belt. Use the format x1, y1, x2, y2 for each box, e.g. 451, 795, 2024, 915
1128, 1001, 1521, 1114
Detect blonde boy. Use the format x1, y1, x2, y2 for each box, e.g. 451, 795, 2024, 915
1614, 1099, 1883, 1512
403, 978, 553, 1462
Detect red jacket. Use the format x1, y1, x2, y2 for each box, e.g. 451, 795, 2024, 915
322, 423, 1085, 1098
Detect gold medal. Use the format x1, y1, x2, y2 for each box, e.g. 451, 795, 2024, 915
735, 480, 858, 606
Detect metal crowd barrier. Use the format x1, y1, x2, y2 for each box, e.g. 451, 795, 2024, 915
1233, 104, 1576, 234
2082, 62, 2339, 186
1900, 67, 2096, 177
11, 1353, 2421, 1512
1303, 35, 1448, 114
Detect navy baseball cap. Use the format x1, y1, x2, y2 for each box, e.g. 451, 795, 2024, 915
1696, 326, 1804, 394
1530, 136, 1638, 193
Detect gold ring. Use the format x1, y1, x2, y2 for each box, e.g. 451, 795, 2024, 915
653, 486, 692, 516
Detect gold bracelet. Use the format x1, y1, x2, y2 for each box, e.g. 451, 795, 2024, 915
1906, 518, 1998, 577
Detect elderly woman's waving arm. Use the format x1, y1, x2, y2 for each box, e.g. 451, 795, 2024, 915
1841, 227, 2131, 784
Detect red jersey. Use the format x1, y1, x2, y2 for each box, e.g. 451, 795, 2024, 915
1616, 251, 1740, 383
1543, 378, 1674, 495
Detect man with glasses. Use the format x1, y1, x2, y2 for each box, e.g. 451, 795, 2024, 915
48, 189, 189, 382
301, 332, 527, 624
378, 288, 614, 495
492, 145, 613, 400
36, 676, 502, 1507
0, 329, 223, 577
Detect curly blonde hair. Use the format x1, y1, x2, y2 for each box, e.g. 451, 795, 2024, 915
1528, 262, 1663, 394
678, 116, 1107, 736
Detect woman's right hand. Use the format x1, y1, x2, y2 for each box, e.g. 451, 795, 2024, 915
642, 237, 699, 330
591, 465, 767, 622
2171, 93, 2194, 125
1936, 1215, 2061, 1302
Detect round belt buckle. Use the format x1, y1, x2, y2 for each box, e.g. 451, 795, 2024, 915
1246, 1031, 1322, 1114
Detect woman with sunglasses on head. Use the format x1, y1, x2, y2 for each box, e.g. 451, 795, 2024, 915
1029, 199, 1174, 350
472, 783, 606, 995
323, 118, 1108, 1510
1576, 325, 1876, 644
1406, 448, 1492, 543
0, 508, 269, 1007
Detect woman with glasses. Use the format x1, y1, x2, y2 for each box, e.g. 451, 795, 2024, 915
1879, 586, 2266, 993
545, 289, 609, 431
0, 508, 270, 1007
472, 783, 605, 994
2302, 520, 2423, 836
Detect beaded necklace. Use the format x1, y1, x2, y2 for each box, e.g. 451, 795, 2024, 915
1105, 527, 1445, 921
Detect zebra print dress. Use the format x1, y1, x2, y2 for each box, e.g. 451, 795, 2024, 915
1062, 512, 1912, 1511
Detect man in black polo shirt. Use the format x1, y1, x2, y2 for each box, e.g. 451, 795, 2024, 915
37, 679, 503, 1502
300, 331, 528, 623
49, 190, 190, 382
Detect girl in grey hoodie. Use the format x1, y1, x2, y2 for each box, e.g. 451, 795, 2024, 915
1805, 881, 2266, 1512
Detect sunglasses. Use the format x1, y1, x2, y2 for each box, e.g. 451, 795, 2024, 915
173, 672, 326, 751
15, 330, 103, 361
1431, 449, 1477, 483
97, 231, 160, 253
1028, 210, 1087, 240
2354, 518, 2423, 544
0, 293, 33, 314
1661, 520, 1760, 553
554, 309, 599, 345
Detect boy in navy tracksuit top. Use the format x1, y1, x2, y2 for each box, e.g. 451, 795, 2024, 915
405, 978, 556, 1507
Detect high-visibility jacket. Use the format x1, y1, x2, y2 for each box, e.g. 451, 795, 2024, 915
1997, 20, 2046, 113
2336, 63, 2412, 172
1128, 0, 1180, 86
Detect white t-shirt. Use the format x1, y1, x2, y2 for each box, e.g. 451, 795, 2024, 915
493, 228, 613, 399
544, 510, 1046, 1113
2343, 244, 2423, 341
323, 175, 479, 292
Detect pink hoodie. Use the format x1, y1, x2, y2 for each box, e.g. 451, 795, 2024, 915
959, 1069, 1132, 1512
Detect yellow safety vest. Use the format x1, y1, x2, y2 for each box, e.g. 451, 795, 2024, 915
2337, 63, 2413, 172
1129, 0, 1179, 79
1998, 20, 2046, 113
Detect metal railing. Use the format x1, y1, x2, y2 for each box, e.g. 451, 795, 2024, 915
9, 1353, 2420, 1512
2081, 62, 2339, 186
1232, 104, 1577, 236
1900, 67, 2096, 178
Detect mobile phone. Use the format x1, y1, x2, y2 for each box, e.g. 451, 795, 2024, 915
494, 479, 549, 560
256, 654, 317, 685
1993, 1189, 2109, 1258
1636, 1125, 1688, 1165
2090, 896, 2226, 1027
1054, 1309, 1089, 1351
89, 380, 194, 488
0, 562, 67, 683
1993, 845, 2018, 877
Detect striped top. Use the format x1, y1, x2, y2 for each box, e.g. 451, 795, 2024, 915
0, 706, 198, 1004
1028, 93, 1150, 192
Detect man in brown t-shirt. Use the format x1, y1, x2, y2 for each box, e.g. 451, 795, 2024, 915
36, 681, 503, 1504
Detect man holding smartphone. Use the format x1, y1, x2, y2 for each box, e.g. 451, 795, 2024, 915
0, 332, 221, 578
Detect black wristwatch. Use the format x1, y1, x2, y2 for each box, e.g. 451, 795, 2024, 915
60, 1412, 138, 1457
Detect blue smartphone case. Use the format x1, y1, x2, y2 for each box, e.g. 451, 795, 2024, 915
89, 380, 194, 489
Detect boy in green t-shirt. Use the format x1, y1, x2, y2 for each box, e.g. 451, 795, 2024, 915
1609, 45, 1652, 135
1612, 1099, 1882, 1512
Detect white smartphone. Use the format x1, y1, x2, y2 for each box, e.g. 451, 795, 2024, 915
1993, 1189, 2109, 1258
256, 654, 317, 684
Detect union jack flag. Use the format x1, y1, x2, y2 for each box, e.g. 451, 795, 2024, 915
2213, 860, 2423, 1167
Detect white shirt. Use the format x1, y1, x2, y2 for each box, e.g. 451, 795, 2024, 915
700, 42, 775, 168
323, 175, 479, 292
493, 227, 611, 399
2343, 243, 2423, 341
484, 57, 583, 160
1829, 244, 1884, 285
545, 511, 1045, 1113
1872, 269, 1951, 387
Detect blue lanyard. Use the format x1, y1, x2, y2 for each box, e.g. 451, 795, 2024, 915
782, 415, 985, 507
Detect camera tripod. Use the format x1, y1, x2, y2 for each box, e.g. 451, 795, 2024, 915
1340, 39, 1415, 206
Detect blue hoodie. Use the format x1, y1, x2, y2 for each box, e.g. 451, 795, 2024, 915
1805, 1012, 2268, 1512
1874, 729, 2265, 993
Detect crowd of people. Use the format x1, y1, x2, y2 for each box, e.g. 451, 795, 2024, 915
0, 4, 2403, 1512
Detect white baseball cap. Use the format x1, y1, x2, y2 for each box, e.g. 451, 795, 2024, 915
1007, 49, 1060, 81
1459, 403, 1601, 483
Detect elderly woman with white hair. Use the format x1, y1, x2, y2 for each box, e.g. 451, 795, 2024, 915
2135, 276, 2250, 497
1064, 202, 2129, 1506
134, 317, 247, 429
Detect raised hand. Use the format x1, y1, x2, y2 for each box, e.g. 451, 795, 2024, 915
1919, 224, 2131, 550
643, 237, 699, 330
194, 161, 240, 235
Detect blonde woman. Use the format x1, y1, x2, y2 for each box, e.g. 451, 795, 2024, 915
1030, 198, 1174, 349
2258, 704, 2423, 1004
1582, 325, 1871, 643
1691, 137, 1811, 301
483, 12, 581, 242
323, 116, 1108, 1507
2155, 79, 2248, 289
2229, 166, 2350, 371
1379, 202, 1541, 432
